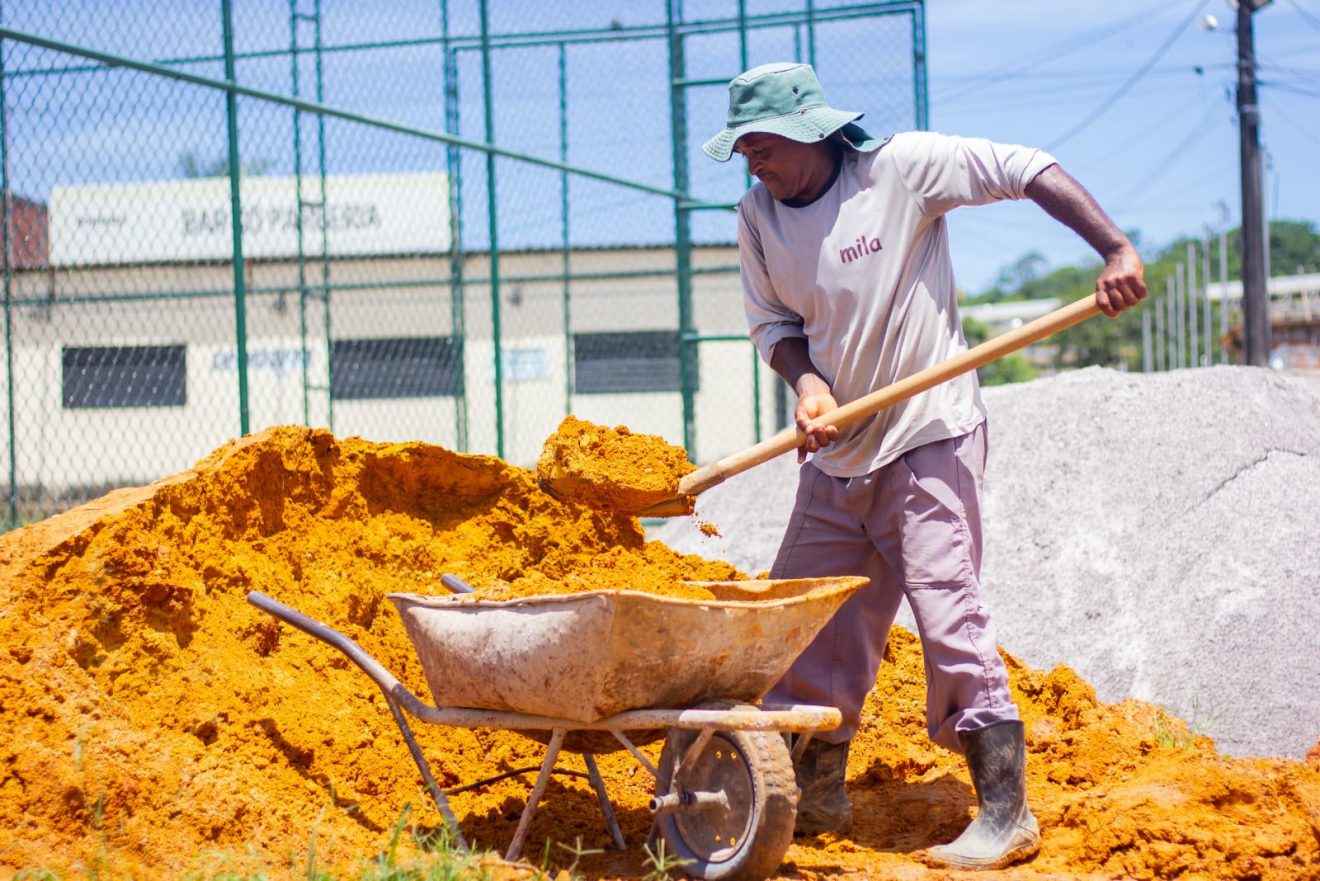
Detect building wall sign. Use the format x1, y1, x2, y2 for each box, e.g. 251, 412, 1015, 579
49, 172, 449, 266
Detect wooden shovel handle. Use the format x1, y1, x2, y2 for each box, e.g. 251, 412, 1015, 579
675, 294, 1102, 498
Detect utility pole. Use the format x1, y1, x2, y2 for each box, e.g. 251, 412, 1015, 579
1236, 0, 1271, 366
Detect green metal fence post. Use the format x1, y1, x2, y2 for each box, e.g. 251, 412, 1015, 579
666, 1, 697, 457
289, 0, 334, 432
289, 0, 314, 425
289, 0, 308, 422
740, 1, 750, 193
312, 0, 332, 433
221, 0, 250, 437
558, 42, 571, 417
440, 0, 469, 452
912, 4, 928, 131
805, 0, 816, 68
0, 36, 16, 528
478, 0, 504, 459
752, 342, 762, 443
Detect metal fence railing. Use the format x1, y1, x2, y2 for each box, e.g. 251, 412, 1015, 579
0, 1, 925, 529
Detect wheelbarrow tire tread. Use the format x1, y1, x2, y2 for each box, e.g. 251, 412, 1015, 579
654, 704, 797, 881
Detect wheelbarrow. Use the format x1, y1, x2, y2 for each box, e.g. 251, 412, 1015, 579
246, 573, 866, 881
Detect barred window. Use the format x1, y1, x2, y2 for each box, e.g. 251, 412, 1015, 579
62, 345, 187, 408
574, 330, 694, 394
331, 336, 463, 400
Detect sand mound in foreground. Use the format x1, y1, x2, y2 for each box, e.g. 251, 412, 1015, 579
1, 424, 1317, 880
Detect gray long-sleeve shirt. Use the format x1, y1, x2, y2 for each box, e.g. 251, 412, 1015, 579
738, 130, 1058, 477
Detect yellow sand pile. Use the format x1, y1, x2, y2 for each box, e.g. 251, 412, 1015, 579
1, 426, 1316, 880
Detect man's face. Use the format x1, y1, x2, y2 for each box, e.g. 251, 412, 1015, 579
733, 132, 827, 204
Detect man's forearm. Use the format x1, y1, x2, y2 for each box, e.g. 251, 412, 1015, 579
1025, 164, 1133, 261
769, 337, 831, 397
1025, 163, 1147, 316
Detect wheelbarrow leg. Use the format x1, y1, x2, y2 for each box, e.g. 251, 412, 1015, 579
506, 727, 567, 862
583, 753, 626, 850
384, 695, 468, 850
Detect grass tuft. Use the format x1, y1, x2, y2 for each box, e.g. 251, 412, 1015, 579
640, 839, 690, 881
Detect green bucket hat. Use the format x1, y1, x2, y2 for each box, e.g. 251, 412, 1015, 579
702, 62, 883, 162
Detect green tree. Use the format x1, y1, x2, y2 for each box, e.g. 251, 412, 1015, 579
1210, 219, 1320, 280
1265, 219, 1320, 276
970, 219, 1320, 371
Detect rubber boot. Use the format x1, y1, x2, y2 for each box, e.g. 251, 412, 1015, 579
793, 737, 852, 836
922, 720, 1040, 870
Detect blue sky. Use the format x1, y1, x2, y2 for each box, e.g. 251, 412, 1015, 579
7, 1, 1319, 295
924, 0, 1320, 292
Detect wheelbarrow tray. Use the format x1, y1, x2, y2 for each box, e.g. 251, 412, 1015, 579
388, 575, 865, 724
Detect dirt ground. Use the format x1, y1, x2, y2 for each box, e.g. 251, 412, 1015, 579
1, 426, 1317, 880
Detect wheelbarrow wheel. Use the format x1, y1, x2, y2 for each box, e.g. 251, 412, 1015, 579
653, 707, 797, 881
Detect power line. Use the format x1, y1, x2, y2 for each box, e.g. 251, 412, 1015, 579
1265, 42, 1320, 62
1068, 79, 1225, 175
1257, 59, 1320, 83
1046, 0, 1212, 151
943, 66, 1214, 107
1283, 0, 1320, 33
933, 1, 1182, 106
1264, 80, 1320, 97
1259, 69, 1320, 89
1113, 99, 1224, 208
1266, 102, 1320, 148
943, 62, 1236, 84
957, 72, 1207, 118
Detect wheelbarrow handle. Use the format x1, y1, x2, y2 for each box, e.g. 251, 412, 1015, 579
245, 590, 435, 719
440, 574, 475, 594
245, 590, 469, 848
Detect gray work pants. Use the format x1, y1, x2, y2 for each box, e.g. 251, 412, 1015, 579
762, 423, 1018, 753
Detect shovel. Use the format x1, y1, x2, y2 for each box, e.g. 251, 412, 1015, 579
636, 293, 1104, 517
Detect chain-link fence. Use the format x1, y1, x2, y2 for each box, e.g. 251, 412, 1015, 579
0, 0, 925, 529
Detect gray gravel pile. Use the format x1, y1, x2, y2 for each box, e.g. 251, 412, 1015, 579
651, 366, 1320, 759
